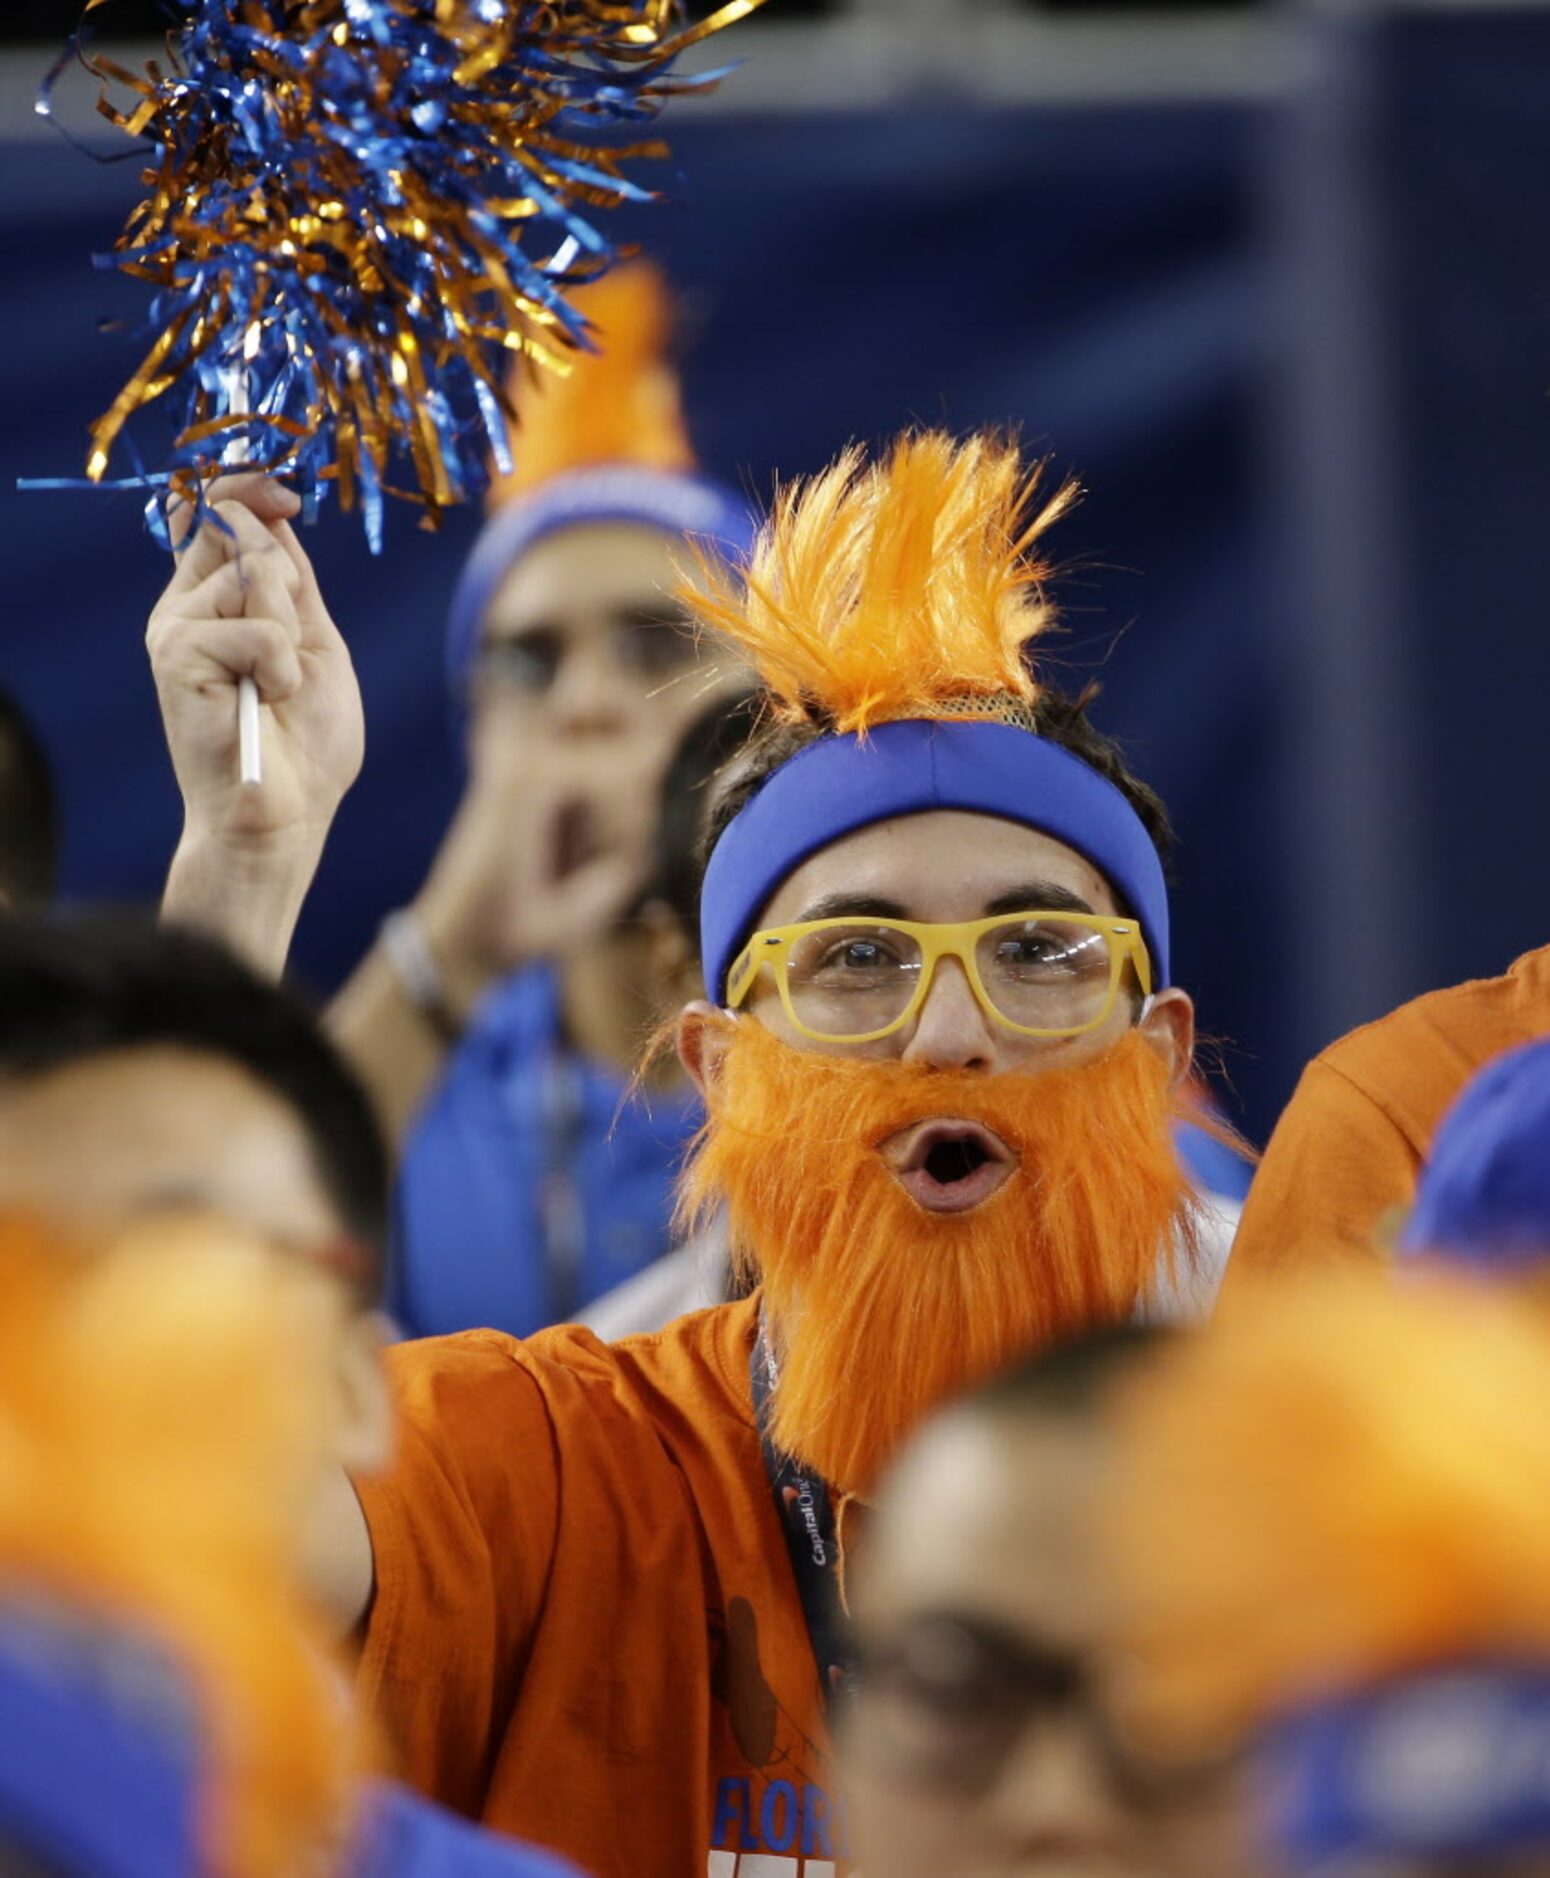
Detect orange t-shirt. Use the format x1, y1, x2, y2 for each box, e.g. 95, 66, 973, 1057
353, 1293, 848, 1878
1227, 944, 1550, 1284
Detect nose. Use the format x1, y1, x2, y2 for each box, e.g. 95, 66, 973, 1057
899, 956, 1000, 1072
548, 628, 633, 736
985, 1714, 1132, 1865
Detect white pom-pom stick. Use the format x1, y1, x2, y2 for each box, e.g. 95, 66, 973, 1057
237, 673, 261, 786
227, 326, 263, 788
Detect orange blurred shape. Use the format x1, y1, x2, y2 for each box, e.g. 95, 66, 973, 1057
0, 1209, 362, 1876
487, 258, 697, 509
1101, 1263, 1550, 1759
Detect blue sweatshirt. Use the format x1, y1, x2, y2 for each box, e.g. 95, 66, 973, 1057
392, 963, 702, 1338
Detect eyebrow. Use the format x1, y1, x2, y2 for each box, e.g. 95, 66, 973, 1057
615, 600, 691, 628
483, 603, 692, 651
981, 882, 1098, 918
793, 882, 1099, 926
795, 893, 913, 924
482, 619, 560, 646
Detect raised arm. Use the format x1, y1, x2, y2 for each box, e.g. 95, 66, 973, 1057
148, 474, 364, 978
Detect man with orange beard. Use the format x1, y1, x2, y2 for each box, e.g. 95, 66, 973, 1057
146, 432, 1212, 1878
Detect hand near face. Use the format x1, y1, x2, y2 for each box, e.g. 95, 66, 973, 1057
415, 705, 665, 1008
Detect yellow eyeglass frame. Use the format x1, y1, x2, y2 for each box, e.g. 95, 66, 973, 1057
725, 910, 1154, 1045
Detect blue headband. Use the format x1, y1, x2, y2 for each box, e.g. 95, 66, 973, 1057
444, 463, 757, 704
0, 1611, 198, 1877
1400, 1034, 1550, 1266
699, 717, 1171, 1003
1264, 1664, 1550, 1865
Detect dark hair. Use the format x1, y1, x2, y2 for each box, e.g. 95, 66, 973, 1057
0, 692, 59, 906
0, 912, 388, 1298
967, 1321, 1177, 1423
699, 683, 1174, 907
650, 689, 763, 934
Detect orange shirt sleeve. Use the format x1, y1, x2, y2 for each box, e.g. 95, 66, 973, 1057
1224, 1057, 1421, 1287
352, 1332, 561, 1819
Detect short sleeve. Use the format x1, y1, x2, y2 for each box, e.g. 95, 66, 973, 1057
1224, 1058, 1421, 1288
352, 1333, 561, 1818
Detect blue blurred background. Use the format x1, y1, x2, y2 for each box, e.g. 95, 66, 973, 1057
2, 1, 1548, 1143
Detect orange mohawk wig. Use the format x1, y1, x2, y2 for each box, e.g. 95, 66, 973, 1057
1101, 1267, 1550, 1755
686, 430, 1079, 737
485, 259, 696, 509
0, 1214, 361, 1876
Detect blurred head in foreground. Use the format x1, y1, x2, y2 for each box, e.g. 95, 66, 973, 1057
1400, 1033, 1550, 1270
1101, 1268, 1550, 1877
0, 912, 392, 1503
0, 1212, 360, 1876
841, 1326, 1253, 1878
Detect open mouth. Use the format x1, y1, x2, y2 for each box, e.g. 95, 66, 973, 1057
880, 1119, 1017, 1215
552, 797, 603, 879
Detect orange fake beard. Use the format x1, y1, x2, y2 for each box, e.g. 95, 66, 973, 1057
681, 1019, 1199, 1496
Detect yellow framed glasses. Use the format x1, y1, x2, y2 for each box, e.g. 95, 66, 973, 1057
726, 910, 1153, 1045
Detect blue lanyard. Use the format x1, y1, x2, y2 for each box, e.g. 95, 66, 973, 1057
536, 1049, 585, 1324
750, 1319, 856, 1711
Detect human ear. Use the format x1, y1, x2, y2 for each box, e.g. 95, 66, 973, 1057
1137, 987, 1195, 1091
677, 999, 733, 1100
335, 1308, 394, 1476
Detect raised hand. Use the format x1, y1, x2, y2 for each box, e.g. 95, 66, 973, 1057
414, 715, 663, 1018
148, 476, 363, 974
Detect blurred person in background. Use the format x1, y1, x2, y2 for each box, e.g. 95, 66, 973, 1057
0, 688, 58, 909
0, 914, 585, 1875
1228, 940, 1550, 1283
1102, 1266, 1550, 1878
330, 261, 759, 1338
841, 1325, 1258, 1878
146, 429, 1228, 1876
